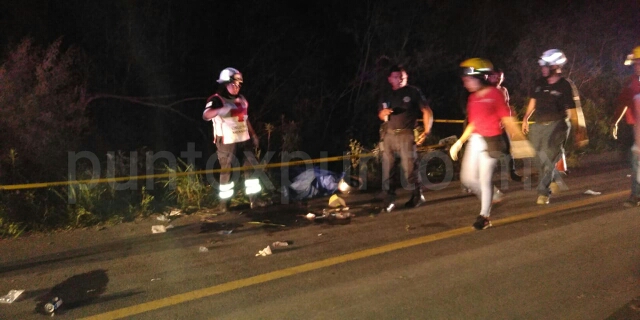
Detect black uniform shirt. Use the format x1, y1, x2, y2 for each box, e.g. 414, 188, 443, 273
378, 85, 428, 130
531, 77, 576, 122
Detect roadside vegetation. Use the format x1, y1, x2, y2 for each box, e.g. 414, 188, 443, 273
1, 1, 637, 237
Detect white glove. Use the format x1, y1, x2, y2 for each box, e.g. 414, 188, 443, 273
450, 140, 463, 161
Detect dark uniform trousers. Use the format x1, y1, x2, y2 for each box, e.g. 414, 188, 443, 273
381, 129, 421, 202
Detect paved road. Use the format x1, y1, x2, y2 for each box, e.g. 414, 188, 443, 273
1, 152, 639, 319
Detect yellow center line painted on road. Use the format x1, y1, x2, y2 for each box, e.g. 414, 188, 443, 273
81, 190, 628, 320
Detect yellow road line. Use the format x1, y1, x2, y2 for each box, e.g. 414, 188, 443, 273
80, 190, 627, 320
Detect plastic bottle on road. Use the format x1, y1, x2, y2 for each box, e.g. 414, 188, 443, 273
44, 297, 63, 314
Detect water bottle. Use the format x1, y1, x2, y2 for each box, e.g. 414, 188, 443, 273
44, 297, 63, 313
382, 102, 389, 122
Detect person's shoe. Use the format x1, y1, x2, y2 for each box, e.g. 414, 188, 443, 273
536, 195, 550, 205
492, 188, 505, 204
405, 192, 426, 208
623, 197, 640, 207
472, 215, 492, 230
382, 202, 396, 213
250, 198, 269, 209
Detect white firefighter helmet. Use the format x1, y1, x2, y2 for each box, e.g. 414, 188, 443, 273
538, 49, 567, 67
624, 46, 640, 65
217, 67, 243, 84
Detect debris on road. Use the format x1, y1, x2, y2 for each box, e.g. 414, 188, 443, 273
151, 224, 174, 234
199, 246, 209, 252
217, 230, 233, 235
328, 194, 347, 208
255, 245, 272, 256
584, 190, 602, 195
247, 221, 286, 228
0, 289, 24, 304
156, 215, 170, 222
44, 297, 63, 314
151, 278, 161, 281
272, 241, 293, 247
169, 208, 183, 217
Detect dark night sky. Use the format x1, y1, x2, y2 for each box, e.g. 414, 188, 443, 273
1, 0, 639, 160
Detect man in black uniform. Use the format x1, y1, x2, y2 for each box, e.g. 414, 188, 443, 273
378, 65, 433, 212
522, 49, 588, 205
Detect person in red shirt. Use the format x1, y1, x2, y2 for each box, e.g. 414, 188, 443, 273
617, 46, 640, 207
450, 58, 530, 230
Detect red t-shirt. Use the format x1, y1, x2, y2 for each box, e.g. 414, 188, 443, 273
467, 87, 511, 137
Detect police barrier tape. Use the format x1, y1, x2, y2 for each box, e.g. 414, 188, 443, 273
0, 118, 537, 192
0, 143, 445, 191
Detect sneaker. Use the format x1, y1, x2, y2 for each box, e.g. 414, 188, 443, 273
473, 215, 492, 230
492, 188, 505, 204
405, 193, 426, 208
536, 195, 549, 205
382, 203, 395, 213
623, 197, 640, 207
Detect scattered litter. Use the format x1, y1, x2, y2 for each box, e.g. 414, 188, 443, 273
151, 278, 161, 281
584, 190, 602, 195
169, 209, 183, 217
151, 224, 174, 233
217, 230, 233, 235
322, 207, 350, 214
156, 215, 170, 222
328, 194, 347, 208
305, 213, 316, 221
255, 245, 272, 257
627, 174, 632, 178
0, 289, 24, 304
199, 246, 209, 252
247, 221, 286, 228
318, 233, 323, 236
44, 297, 63, 314
272, 241, 293, 247
152, 225, 167, 233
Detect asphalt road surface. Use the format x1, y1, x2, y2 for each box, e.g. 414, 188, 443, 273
1, 152, 639, 320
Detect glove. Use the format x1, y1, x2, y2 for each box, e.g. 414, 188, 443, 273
449, 140, 463, 161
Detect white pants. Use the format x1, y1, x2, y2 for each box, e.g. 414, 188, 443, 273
461, 134, 498, 217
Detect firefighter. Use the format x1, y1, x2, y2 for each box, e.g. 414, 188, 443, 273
203, 67, 266, 212
618, 46, 640, 207
521, 49, 588, 205
377, 64, 433, 212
